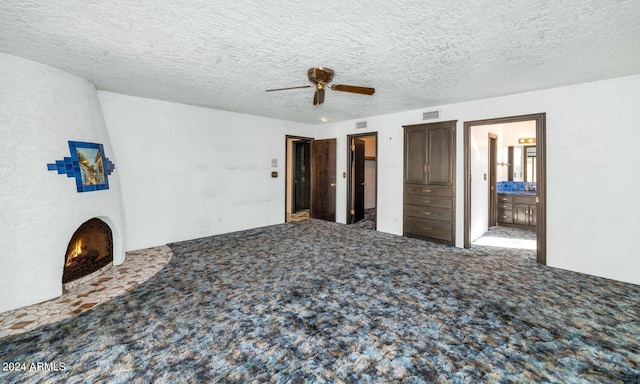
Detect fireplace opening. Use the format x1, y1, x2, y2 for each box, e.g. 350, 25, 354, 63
63, 218, 113, 284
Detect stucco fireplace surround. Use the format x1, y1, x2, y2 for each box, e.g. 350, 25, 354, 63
0, 53, 126, 313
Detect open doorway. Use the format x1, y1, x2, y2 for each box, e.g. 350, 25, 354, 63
285, 136, 313, 222
464, 113, 546, 265
285, 135, 338, 223
346, 132, 377, 229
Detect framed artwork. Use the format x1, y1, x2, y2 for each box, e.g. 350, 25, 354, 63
47, 141, 116, 192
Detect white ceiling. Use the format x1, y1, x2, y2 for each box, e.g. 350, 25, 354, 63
2, 1, 640, 124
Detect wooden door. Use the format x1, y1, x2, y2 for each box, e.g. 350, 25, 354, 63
293, 141, 311, 212
404, 126, 428, 184
352, 138, 366, 223
427, 123, 455, 185
488, 133, 498, 227
311, 138, 336, 221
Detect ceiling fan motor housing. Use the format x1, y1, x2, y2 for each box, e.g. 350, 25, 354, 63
308, 67, 334, 84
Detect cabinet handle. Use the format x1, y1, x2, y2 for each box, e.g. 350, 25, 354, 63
423, 200, 431, 204
422, 189, 432, 193
422, 227, 432, 230
422, 212, 432, 215
502, 215, 507, 218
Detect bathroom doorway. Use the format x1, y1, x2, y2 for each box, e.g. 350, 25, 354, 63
464, 113, 546, 265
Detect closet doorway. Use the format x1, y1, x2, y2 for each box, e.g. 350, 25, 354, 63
285, 136, 313, 222
463, 113, 546, 264
346, 132, 378, 229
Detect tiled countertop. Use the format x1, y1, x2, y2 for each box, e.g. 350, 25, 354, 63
497, 191, 536, 196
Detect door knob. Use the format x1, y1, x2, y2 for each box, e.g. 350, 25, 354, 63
330, 183, 336, 187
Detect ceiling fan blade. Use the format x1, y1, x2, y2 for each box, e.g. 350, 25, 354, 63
313, 88, 325, 105
265, 85, 312, 92
331, 84, 375, 95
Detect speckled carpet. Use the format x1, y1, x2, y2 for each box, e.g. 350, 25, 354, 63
1, 220, 639, 383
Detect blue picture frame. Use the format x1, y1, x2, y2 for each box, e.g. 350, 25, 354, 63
47, 141, 116, 192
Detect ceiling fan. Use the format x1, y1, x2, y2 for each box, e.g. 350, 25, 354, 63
265, 67, 375, 105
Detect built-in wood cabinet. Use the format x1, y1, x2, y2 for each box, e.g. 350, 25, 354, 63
403, 121, 456, 244
498, 193, 536, 228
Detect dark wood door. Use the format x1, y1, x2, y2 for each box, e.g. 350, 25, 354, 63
311, 138, 336, 221
352, 138, 366, 223
404, 126, 427, 184
488, 133, 498, 227
427, 124, 455, 185
293, 141, 310, 212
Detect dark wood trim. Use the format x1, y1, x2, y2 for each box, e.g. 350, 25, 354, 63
285, 135, 314, 222
346, 132, 378, 228
463, 123, 470, 248
536, 114, 547, 265
488, 133, 498, 228
463, 113, 547, 265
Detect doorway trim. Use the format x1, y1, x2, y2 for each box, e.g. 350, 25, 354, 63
488, 133, 498, 228
346, 132, 378, 228
285, 135, 314, 222
463, 113, 547, 265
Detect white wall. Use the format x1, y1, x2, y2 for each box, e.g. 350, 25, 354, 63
0, 54, 126, 312
317, 74, 640, 285
98, 92, 313, 251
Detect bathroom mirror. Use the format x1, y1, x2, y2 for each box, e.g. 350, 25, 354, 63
505, 145, 536, 182
507, 146, 524, 181
525, 145, 536, 182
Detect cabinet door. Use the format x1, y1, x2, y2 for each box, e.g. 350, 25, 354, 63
530, 205, 537, 227
427, 123, 455, 186
513, 204, 529, 225
404, 126, 427, 184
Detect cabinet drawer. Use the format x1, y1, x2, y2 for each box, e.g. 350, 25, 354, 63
404, 205, 452, 221
404, 217, 453, 242
498, 194, 513, 203
498, 202, 512, 211
498, 209, 513, 223
514, 196, 536, 205
404, 184, 453, 197
404, 195, 453, 209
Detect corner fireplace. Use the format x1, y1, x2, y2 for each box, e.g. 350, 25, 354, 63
63, 218, 113, 284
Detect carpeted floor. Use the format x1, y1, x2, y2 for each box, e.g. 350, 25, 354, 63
351, 208, 376, 230
1, 220, 638, 383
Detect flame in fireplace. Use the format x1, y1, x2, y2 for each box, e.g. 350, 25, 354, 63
65, 239, 84, 267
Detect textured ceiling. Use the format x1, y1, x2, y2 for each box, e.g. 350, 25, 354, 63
2, 1, 640, 124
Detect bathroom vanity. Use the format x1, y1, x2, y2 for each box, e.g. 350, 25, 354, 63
497, 192, 537, 228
